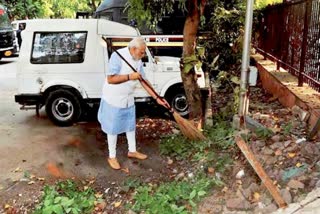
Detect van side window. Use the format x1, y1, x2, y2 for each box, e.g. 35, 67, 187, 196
30, 32, 87, 64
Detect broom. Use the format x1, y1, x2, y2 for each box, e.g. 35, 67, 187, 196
112, 48, 206, 141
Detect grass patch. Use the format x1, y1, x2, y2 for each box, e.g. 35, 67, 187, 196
126, 119, 235, 213
33, 180, 96, 214
129, 173, 223, 214
160, 120, 235, 171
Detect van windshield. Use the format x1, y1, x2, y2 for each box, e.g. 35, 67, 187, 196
0, 6, 11, 29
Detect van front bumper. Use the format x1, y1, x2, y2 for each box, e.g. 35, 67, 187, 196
15, 94, 43, 106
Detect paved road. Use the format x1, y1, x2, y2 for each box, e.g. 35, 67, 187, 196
0, 57, 106, 187
0, 56, 166, 192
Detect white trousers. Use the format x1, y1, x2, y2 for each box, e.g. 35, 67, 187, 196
107, 131, 136, 158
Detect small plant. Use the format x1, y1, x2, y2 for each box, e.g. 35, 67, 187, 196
129, 173, 222, 214
33, 180, 96, 214
121, 177, 143, 193
159, 134, 195, 160
254, 127, 273, 139
134, 117, 234, 213
282, 122, 293, 135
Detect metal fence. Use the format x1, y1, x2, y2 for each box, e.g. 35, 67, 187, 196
255, 0, 320, 92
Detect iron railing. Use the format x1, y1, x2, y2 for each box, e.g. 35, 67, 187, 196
255, 0, 320, 92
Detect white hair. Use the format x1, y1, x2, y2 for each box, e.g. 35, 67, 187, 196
128, 37, 146, 48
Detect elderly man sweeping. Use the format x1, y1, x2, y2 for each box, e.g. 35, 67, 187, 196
98, 37, 168, 170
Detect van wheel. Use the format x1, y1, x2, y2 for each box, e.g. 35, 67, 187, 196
165, 88, 189, 117
45, 89, 82, 126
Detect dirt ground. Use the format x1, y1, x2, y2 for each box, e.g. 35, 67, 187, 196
0, 100, 176, 213
0, 57, 177, 213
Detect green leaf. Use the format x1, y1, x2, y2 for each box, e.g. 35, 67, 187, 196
65, 207, 72, 213
196, 46, 205, 57
52, 205, 64, 214
231, 76, 240, 84
183, 55, 198, 64
189, 190, 196, 199
189, 199, 196, 207
72, 207, 79, 214
54, 197, 62, 204
195, 62, 202, 70
43, 206, 54, 214
44, 199, 52, 207
183, 63, 194, 74
197, 191, 206, 196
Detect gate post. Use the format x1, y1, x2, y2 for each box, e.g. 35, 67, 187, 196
299, 0, 312, 86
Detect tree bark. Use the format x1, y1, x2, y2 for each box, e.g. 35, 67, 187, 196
181, 0, 203, 124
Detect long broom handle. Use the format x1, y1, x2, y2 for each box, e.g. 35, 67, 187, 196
112, 48, 173, 111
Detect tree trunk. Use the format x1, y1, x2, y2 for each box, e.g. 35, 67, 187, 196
182, 0, 203, 124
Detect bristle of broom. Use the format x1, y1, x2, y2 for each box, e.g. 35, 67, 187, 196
172, 112, 206, 140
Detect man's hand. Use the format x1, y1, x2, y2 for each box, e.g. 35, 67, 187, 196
129, 72, 141, 80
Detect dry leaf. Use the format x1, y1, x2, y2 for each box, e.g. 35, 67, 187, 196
28, 181, 35, 185
222, 186, 228, 193
84, 186, 89, 190
37, 177, 45, 181
4, 204, 11, 209
96, 201, 107, 210
167, 159, 173, 165
288, 153, 296, 158
275, 150, 282, 156
296, 162, 302, 168
236, 180, 242, 185
253, 192, 261, 201
208, 167, 215, 174
94, 192, 103, 198
114, 201, 122, 208
14, 167, 21, 172
121, 168, 130, 174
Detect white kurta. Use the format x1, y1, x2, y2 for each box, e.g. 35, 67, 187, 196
98, 47, 145, 135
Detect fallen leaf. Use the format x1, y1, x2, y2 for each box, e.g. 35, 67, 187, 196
208, 167, 215, 174
167, 159, 174, 165
37, 177, 45, 181
222, 186, 228, 193
46, 163, 64, 178
296, 162, 302, 168
95, 192, 103, 198
28, 181, 35, 185
84, 186, 89, 190
253, 192, 261, 201
236, 180, 242, 185
114, 201, 122, 208
4, 204, 11, 209
88, 179, 95, 185
121, 168, 130, 174
96, 201, 107, 210
275, 150, 282, 156
288, 153, 296, 158
14, 167, 21, 172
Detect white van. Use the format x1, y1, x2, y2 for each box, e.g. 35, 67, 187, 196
14, 19, 205, 126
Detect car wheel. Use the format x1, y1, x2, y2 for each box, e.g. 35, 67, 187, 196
166, 88, 189, 117
45, 89, 82, 126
